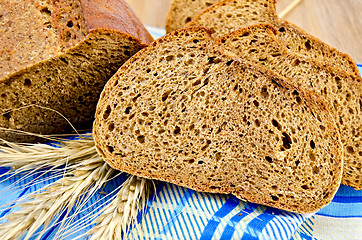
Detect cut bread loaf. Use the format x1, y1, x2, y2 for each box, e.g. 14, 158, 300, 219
185, 0, 360, 77
0, 0, 153, 142
166, 0, 220, 33
216, 24, 362, 190
93, 27, 343, 213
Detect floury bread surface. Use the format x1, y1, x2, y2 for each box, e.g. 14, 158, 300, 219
185, 0, 360, 77
93, 27, 343, 213
216, 24, 362, 189
0, 0, 153, 142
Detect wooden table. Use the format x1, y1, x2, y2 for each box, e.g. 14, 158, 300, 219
125, 0, 362, 64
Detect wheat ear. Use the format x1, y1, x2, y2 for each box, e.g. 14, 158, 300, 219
0, 133, 94, 172
84, 175, 151, 240
0, 157, 114, 240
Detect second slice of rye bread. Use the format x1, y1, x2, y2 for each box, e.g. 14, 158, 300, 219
93, 27, 343, 213
216, 24, 362, 189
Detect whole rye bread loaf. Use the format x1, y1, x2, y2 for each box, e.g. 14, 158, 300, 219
185, 0, 360, 77
93, 27, 343, 213
216, 24, 362, 190
0, 0, 153, 142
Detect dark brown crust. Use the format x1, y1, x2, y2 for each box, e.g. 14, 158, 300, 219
81, 0, 153, 44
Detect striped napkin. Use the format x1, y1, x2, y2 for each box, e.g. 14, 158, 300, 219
0, 28, 360, 240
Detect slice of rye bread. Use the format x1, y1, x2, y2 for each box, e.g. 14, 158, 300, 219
93, 27, 343, 213
0, 0, 153, 142
185, 0, 360, 78
216, 24, 362, 190
166, 0, 220, 33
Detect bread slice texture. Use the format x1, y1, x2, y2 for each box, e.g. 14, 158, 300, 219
93, 27, 343, 213
0, 0, 153, 142
166, 0, 220, 33
185, 0, 360, 77
216, 24, 362, 190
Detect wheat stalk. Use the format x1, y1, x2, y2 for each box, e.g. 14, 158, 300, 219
84, 175, 151, 240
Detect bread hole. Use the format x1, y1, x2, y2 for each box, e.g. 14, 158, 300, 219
301, 184, 309, 190
59, 57, 68, 64
271, 53, 282, 57
309, 152, 316, 161
2, 112, 11, 120
162, 91, 172, 102
260, 87, 269, 98
226, 60, 234, 66
258, 57, 267, 62
132, 94, 141, 102
215, 152, 222, 161
173, 126, 181, 135
313, 166, 320, 174
253, 100, 259, 107
335, 76, 342, 89
125, 107, 131, 114
210, 186, 219, 190
207, 57, 221, 64
66, 20, 73, 28
166, 55, 174, 61
305, 40, 311, 51
282, 133, 292, 149
137, 135, 145, 144
40, 6, 51, 15
292, 59, 300, 67
249, 49, 257, 53
193, 39, 200, 44
106, 145, 114, 153
271, 185, 278, 190
272, 119, 280, 129
154, 72, 158, 77
346, 146, 354, 154
103, 105, 112, 119
108, 122, 115, 131
198, 161, 204, 164
185, 17, 192, 23
265, 156, 273, 163
295, 160, 300, 166
188, 159, 195, 164
124, 50, 131, 56
310, 140, 315, 149
24, 78, 31, 87
271, 195, 279, 201
192, 79, 202, 86
255, 119, 261, 127
1, 93, 6, 98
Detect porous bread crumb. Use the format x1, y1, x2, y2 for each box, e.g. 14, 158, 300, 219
93, 27, 343, 214
216, 24, 362, 190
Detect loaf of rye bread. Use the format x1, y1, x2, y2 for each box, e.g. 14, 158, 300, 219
184, 0, 360, 77
166, 0, 220, 33
216, 24, 362, 190
0, 0, 153, 142
93, 27, 343, 213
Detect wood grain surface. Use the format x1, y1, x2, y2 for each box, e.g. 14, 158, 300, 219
125, 0, 362, 63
